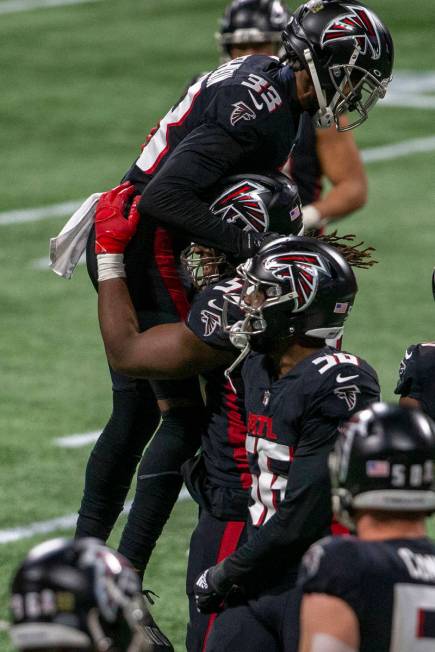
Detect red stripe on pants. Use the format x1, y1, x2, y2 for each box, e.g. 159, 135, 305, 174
202, 520, 246, 651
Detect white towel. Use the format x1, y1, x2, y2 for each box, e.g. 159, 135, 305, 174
49, 193, 102, 279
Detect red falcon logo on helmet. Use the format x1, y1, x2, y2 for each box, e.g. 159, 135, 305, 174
321, 5, 381, 60
211, 180, 269, 233
264, 252, 327, 311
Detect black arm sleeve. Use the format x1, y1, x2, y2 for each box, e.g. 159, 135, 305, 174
220, 441, 333, 585
138, 123, 258, 256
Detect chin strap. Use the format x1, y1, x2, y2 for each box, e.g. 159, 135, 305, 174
224, 322, 252, 394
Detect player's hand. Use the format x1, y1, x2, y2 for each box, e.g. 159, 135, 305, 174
194, 563, 234, 614
95, 182, 141, 255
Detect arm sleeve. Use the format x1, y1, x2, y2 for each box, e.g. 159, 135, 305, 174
394, 345, 421, 399
138, 86, 276, 256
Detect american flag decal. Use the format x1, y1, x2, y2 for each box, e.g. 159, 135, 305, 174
366, 460, 390, 478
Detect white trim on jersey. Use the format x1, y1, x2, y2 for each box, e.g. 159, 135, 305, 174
136, 75, 207, 175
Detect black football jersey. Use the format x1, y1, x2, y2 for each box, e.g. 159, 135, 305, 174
299, 535, 435, 652
126, 55, 301, 256
395, 343, 435, 420
187, 278, 251, 495
220, 347, 380, 588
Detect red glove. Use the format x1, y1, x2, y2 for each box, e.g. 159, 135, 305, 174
95, 182, 141, 255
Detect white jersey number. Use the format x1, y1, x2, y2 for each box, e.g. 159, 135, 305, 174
390, 584, 435, 651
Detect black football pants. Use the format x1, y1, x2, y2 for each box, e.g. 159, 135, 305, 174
185, 508, 248, 652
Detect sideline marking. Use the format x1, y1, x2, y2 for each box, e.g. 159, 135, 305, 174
361, 136, 435, 163
0, 0, 102, 15
0, 488, 191, 545
4, 135, 435, 230
53, 431, 100, 448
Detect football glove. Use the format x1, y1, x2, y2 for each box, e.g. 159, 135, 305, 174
95, 182, 140, 255
194, 562, 235, 614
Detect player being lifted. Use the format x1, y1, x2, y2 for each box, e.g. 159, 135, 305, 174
298, 403, 435, 652
217, 0, 368, 232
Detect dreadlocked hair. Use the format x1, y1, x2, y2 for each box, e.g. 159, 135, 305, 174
315, 231, 378, 269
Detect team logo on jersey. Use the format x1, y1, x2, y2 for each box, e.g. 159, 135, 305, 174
230, 101, 256, 126
334, 384, 361, 411
200, 309, 222, 337
264, 252, 327, 311
321, 5, 382, 60
211, 180, 269, 233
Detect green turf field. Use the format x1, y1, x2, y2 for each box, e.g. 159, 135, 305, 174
1, 0, 435, 649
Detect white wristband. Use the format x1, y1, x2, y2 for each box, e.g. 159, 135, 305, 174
302, 205, 326, 231
97, 254, 126, 282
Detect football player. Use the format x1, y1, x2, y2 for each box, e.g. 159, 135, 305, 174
9, 537, 173, 651
218, 0, 368, 232
394, 270, 435, 419
77, 0, 394, 551
192, 236, 380, 651
297, 403, 435, 652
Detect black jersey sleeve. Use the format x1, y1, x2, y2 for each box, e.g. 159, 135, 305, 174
186, 280, 245, 351
394, 344, 421, 399
138, 83, 283, 257
297, 537, 363, 616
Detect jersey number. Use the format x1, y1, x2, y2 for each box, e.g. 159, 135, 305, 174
390, 584, 435, 651
246, 435, 292, 526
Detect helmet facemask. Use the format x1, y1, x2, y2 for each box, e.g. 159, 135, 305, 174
305, 46, 391, 130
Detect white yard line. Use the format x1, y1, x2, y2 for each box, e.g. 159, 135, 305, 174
0, 488, 191, 545
53, 430, 100, 448
361, 136, 435, 163
0, 199, 82, 226
0, 0, 102, 15
3, 136, 435, 229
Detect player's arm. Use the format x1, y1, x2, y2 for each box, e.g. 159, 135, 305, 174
304, 115, 367, 230
399, 395, 421, 409
98, 280, 233, 379
394, 345, 422, 408
298, 594, 359, 652
95, 184, 234, 379
194, 440, 334, 612
138, 86, 277, 258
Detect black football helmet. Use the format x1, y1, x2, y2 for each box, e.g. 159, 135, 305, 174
217, 0, 290, 58
222, 235, 357, 353
282, 0, 394, 130
330, 403, 435, 528
9, 538, 173, 652
181, 173, 303, 289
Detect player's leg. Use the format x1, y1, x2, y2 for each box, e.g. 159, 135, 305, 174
204, 599, 280, 652
75, 369, 161, 540
118, 378, 205, 578
185, 509, 247, 652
